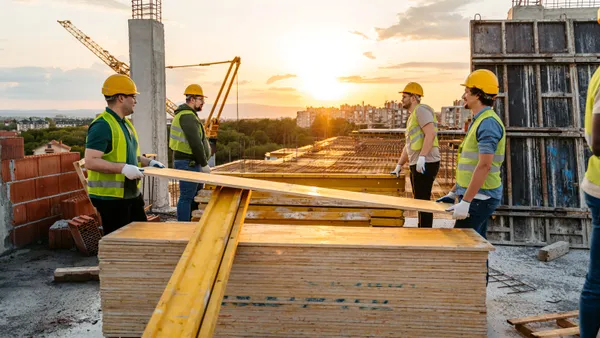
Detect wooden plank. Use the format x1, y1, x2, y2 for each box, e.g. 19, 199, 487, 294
555, 318, 577, 328
531, 327, 580, 338
142, 187, 247, 337
514, 324, 536, 338
508, 311, 579, 325
54, 266, 99, 282
144, 167, 449, 213
537, 241, 570, 262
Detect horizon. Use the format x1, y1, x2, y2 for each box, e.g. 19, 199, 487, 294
0, 0, 513, 114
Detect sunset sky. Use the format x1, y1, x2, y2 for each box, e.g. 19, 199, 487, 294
0, 0, 513, 114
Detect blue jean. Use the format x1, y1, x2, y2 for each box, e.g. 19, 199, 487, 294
174, 160, 204, 222
454, 197, 501, 285
580, 193, 600, 338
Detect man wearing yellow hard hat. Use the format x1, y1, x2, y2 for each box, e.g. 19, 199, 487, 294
437, 69, 505, 239
578, 14, 600, 337
169, 84, 212, 221
84, 74, 165, 235
390, 82, 440, 228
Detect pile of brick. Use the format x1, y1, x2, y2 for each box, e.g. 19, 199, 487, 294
48, 220, 75, 250
68, 215, 102, 256
3, 151, 85, 248
61, 192, 96, 220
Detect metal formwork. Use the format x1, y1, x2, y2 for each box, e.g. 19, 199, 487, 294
471, 19, 600, 248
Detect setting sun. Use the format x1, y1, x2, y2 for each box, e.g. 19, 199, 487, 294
301, 75, 349, 101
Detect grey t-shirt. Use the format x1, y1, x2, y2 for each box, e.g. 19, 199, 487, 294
406, 104, 441, 165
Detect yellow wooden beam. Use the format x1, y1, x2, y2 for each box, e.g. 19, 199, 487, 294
142, 187, 250, 337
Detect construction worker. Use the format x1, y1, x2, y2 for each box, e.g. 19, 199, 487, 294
437, 69, 505, 240
579, 64, 600, 337
169, 84, 212, 221
390, 82, 440, 228
85, 74, 165, 235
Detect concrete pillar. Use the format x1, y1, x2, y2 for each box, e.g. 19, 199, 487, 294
128, 19, 170, 211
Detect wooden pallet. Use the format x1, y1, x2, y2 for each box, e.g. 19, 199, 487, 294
507, 311, 580, 338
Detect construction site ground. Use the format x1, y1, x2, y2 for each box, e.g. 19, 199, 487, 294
0, 219, 588, 338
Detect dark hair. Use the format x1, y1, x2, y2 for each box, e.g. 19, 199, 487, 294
105, 95, 118, 104
469, 87, 495, 106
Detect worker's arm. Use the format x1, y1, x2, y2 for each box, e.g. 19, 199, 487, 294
180, 114, 209, 167
592, 88, 600, 156
398, 145, 408, 165
137, 156, 152, 167
420, 123, 435, 157
84, 148, 125, 174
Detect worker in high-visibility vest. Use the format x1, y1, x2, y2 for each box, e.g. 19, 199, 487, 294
437, 69, 505, 239
579, 63, 600, 337
390, 82, 440, 228
85, 74, 165, 235
169, 84, 211, 221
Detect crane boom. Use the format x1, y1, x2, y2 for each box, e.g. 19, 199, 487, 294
58, 20, 176, 117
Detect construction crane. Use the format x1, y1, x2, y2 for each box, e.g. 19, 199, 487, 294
57, 20, 178, 116
166, 57, 241, 141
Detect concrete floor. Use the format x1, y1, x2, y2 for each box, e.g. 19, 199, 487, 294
0, 232, 589, 337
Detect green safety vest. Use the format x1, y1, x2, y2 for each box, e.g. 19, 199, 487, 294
585, 67, 600, 186
456, 109, 506, 190
87, 111, 141, 198
406, 104, 439, 151
169, 110, 211, 160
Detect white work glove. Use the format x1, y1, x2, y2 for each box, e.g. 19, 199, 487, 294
121, 164, 144, 180
416, 156, 426, 174
149, 160, 165, 168
436, 191, 457, 204
201, 165, 211, 174
446, 200, 471, 220
390, 164, 402, 178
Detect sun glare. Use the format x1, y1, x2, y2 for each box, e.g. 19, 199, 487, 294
301, 75, 348, 101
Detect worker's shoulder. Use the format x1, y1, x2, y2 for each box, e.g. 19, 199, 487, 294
476, 116, 504, 138
87, 118, 111, 137
416, 104, 434, 115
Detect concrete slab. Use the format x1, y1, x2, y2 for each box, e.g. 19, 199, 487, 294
0, 241, 589, 337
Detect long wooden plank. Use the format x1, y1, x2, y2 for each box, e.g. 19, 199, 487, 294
507, 311, 579, 325
531, 327, 580, 338
144, 167, 449, 213
142, 187, 246, 337
54, 266, 99, 282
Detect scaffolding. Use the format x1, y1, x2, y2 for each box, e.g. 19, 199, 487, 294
512, 0, 600, 7
132, 0, 162, 22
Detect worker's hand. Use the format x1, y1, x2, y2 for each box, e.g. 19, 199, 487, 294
149, 160, 165, 168
390, 164, 402, 178
121, 164, 144, 180
416, 156, 426, 174
436, 191, 456, 204
446, 200, 470, 220
201, 165, 211, 174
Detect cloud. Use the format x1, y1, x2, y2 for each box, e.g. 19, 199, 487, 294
266, 74, 296, 85
350, 31, 370, 40
0, 66, 108, 100
15, 0, 129, 10
268, 87, 296, 92
380, 62, 469, 70
363, 52, 376, 60
375, 0, 475, 41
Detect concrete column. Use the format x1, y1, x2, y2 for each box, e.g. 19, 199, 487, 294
128, 19, 170, 211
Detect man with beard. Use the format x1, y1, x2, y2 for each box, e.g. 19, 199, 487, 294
390, 82, 440, 228
438, 69, 505, 239
169, 84, 212, 221
85, 74, 165, 235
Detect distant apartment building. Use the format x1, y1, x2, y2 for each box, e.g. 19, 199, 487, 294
440, 100, 470, 130
17, 119, 49, 132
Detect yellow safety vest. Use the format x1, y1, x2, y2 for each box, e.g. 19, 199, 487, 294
406, 104, 439, 151
585, 67, 600, 186
456, 109, 506, 190
87, 111, 141, 198
169, 110, 211, 159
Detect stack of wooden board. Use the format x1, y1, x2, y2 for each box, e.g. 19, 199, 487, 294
99, 222, 493, 337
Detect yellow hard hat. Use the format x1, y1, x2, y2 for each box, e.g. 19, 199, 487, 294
400, 82, 424, 97
184, 84, 206, 97
101, 74, 139, 96
461, 69, 499, 95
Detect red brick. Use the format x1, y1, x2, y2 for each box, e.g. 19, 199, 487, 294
50, 196, 63, 216
59, 172, 81, 193
38, 154, 61, 176
13, 157, 38, 180
9, 180, 36, 204
12, 204, 27, 226
35, 176, 60, 199
60, 152, 80, 173
11, 223, 37, 248
26, 198, 51, 223
0, 131, 18, 137
0, 137, 24, 160
36, 216, 61, 241
2, 159, 12, 183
